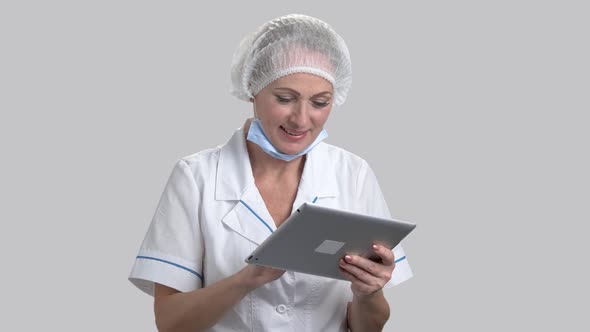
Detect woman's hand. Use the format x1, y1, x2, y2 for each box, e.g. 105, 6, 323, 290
237, 264, 286, 290
153, 265, 285, 332
338, 244, 395, 298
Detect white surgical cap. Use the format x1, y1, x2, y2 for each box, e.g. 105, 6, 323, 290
230, 14, 352, 106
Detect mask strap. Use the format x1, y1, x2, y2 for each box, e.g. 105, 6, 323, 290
252, 97, 259, 119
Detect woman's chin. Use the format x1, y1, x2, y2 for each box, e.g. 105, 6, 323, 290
277, 148, 302, 156
276, 141, 310, 155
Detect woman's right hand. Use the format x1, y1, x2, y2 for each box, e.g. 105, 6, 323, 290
237, 264, 286, 290
153, 265, 285, 331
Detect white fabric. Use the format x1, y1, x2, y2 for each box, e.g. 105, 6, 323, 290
128, 127, 413, 332
230, 14, 352, 106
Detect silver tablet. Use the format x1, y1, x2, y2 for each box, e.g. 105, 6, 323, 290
245, 202, 416, 280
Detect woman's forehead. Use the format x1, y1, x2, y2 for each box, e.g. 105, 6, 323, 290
268, 73, 334, 95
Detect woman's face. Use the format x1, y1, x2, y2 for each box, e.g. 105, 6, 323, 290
253, 73, 333, 155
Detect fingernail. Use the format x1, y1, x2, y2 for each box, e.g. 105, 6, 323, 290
373, 245, 379, 250
345, 255, 352, 261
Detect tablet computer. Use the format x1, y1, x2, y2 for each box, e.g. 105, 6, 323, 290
245, 202, 416, 280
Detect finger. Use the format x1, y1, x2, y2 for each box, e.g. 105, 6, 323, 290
344, 254, 393, 281
340, 257, 384, 287
338, 265, 374, 292
372, 244, 395, 266
338, 265, 357, 283
339, 265, 381, 295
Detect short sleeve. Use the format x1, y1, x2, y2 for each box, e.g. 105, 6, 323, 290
356, 161, 414, 288
128, 159, 204, 296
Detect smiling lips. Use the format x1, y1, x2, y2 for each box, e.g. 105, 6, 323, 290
280, 125, 308, 137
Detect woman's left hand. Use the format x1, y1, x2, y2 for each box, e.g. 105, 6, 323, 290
338, 244, 395, 298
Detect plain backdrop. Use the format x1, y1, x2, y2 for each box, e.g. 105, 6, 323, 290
1, 1, 588, 331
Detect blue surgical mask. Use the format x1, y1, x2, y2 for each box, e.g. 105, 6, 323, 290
246, 118, 328, 162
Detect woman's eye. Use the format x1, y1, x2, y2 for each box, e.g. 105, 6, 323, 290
312, 100, 330, 108
276, 96, 293, 103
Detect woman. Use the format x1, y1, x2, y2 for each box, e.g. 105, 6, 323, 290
129, 14, 413, 331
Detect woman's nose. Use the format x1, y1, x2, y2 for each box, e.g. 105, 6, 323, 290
288, 101, 310, 128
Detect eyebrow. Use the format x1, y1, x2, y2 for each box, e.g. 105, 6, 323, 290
272, 87, 333, 98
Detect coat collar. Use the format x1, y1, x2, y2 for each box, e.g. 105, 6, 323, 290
216, 126, 338, 245
215, 126, 338, 202
215, 126, 255, 201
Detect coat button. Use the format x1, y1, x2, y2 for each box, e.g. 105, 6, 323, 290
276, 304, 287, 314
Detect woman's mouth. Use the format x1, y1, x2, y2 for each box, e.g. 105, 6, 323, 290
280, 126, 308, 137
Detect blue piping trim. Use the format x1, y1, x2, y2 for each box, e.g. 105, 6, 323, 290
239, 200, 274, 233
136, 255, 204, 282
312, 196, 318, 203
394, 256, 407, 264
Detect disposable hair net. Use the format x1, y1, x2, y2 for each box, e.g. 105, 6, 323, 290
230, 14, 352, 106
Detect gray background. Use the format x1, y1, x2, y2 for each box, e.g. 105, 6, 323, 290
1, 0, 588, 331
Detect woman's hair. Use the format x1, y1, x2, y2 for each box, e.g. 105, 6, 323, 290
230, 14, 352, 106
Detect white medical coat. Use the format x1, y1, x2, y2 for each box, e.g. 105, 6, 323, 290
129, 127, 413, 331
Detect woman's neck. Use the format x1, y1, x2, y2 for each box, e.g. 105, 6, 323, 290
243, 118, 305, 182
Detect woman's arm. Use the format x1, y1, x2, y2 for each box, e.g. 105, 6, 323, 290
340, 244, 395, 332
154, 265, 284, 332
347, 290, 390, 331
